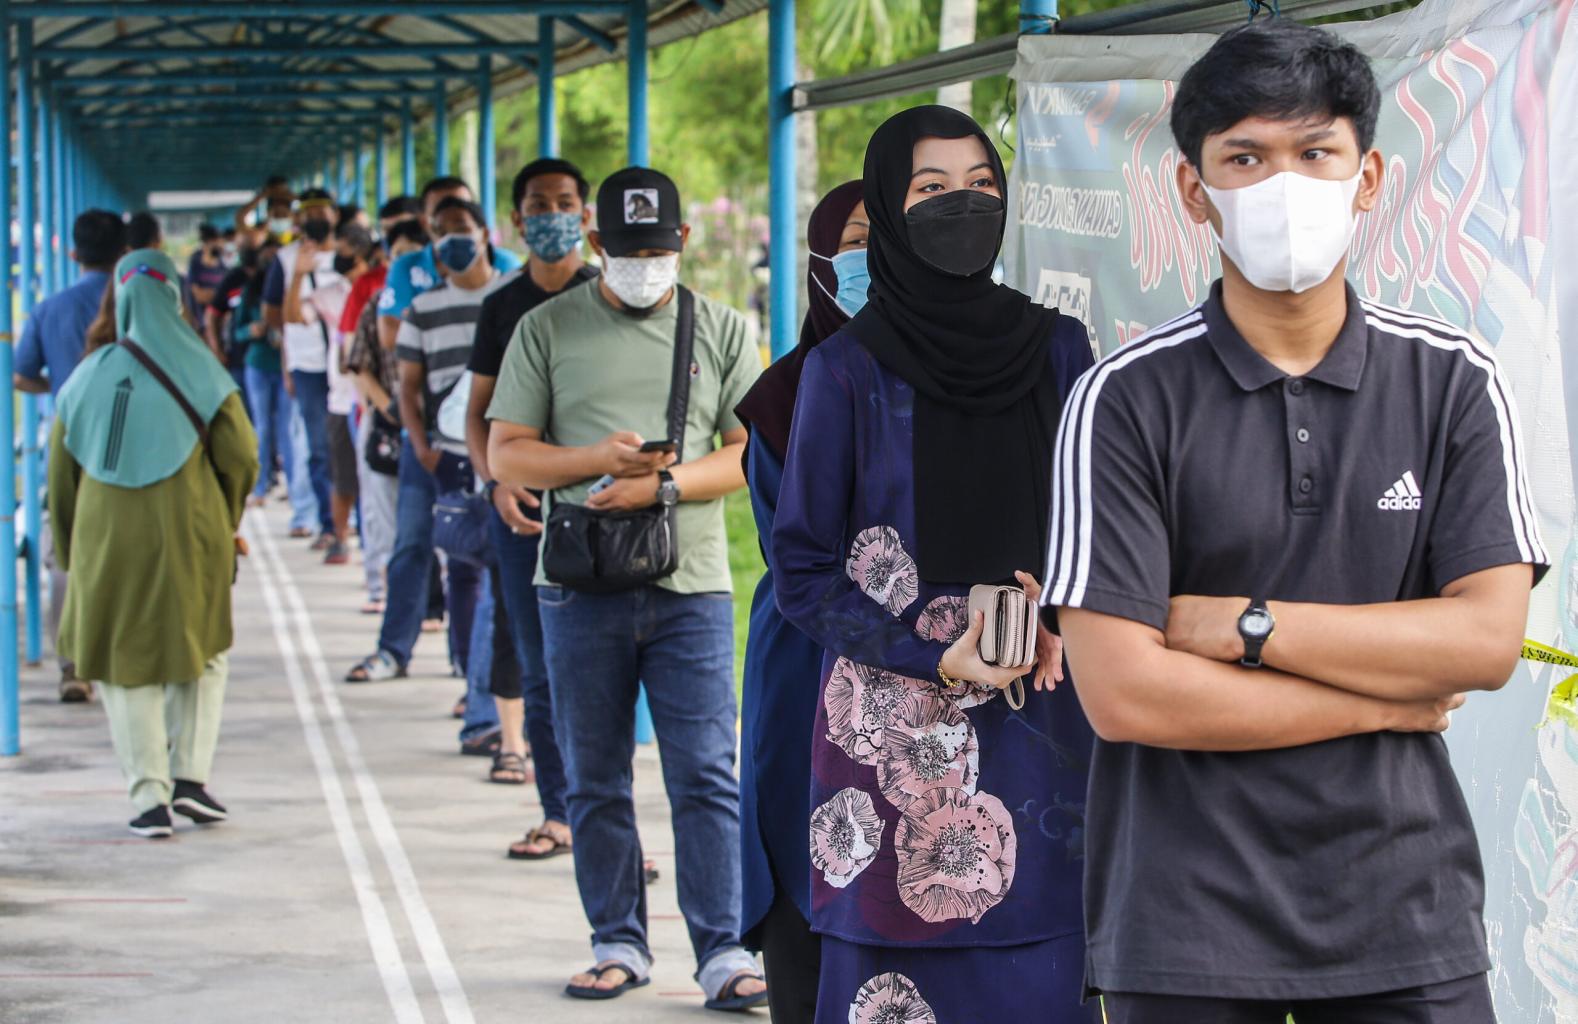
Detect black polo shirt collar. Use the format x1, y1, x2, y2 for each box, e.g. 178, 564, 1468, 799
1203, 280, 1370, 393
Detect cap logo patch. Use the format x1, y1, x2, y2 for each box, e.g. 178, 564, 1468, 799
624, 189, 661, 224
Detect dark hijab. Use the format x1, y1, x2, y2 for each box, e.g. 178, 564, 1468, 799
734, 180, 864, 460
848, 105, 1063, 585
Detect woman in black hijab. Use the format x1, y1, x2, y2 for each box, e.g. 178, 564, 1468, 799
769, 107, 1098, 1022
735, 180, 867, 1024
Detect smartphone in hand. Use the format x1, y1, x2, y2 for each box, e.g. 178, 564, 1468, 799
639, 439, 678, 454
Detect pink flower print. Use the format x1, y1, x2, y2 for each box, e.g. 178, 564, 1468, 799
914, 596, 999, 708
809, 788, 884, 889
876, 696, 979, 812
848, 972, 936, 1024
894, 788, 1018, 925
824, 657, 928, 765
846, 526, 920, 616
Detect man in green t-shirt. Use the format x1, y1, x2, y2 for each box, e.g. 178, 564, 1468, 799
488, 166, 767, 1012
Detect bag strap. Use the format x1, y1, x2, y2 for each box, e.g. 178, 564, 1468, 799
308, 271, 332, 351
117, 338, 209, 445
665, 286, 696, 464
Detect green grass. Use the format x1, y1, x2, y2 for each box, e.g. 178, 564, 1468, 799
726, 489, 766, 694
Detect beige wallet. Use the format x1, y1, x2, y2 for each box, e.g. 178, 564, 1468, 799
967, 585, 1036, 709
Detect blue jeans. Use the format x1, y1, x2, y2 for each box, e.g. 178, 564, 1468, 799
536, 583, 753, 993
290, 369, 334, 535
490, 511, 568, 824
244, 365, 291, 501
377, 439, 481, 668
287, 403, 317, 531
459, 572, 501, 742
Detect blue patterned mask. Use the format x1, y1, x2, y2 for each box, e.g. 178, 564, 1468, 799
434, 235, 479, 274
524, 211, 583, 264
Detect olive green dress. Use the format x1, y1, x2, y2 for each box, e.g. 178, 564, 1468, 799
48, 391, 259, 686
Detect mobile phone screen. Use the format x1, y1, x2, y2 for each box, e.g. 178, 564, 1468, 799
639, 439, 678, 454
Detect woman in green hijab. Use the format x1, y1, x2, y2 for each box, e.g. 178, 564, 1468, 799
49, 248, 260, 839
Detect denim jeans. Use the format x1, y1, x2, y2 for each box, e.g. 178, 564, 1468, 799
290, 369, 334, 535
376, 438, 481, 668
490, 511, 568, 824
459, 571, 501, 742
536, 583, 753, 993
245, 365, 291, 501
287, 404, 317, 531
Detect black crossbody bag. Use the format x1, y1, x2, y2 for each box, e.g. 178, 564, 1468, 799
542, 287, 695, 594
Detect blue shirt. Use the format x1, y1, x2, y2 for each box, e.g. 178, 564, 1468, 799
376, 244, 521, 319
17, 270, 110, 396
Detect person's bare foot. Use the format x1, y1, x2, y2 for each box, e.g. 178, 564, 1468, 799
568, 961, 641, 995
718, 969, 766, 1001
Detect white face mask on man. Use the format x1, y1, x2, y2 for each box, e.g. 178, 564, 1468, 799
603, 253, 680, 310
1203, 169, 1363, 294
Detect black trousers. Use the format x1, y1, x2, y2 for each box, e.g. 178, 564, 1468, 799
1101, 973, 1495, 1024
758, 888, 820, 1024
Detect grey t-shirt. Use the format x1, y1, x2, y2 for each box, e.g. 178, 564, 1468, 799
488, 281, 762, 595
1045, 282, 1547, 1000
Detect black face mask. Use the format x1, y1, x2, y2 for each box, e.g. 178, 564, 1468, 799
332, 253, 357, 276
302, 219, 333, 244
239, 248, 260, 270
903, 190, 1005, 278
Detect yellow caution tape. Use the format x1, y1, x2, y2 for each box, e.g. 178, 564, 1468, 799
1522, 640, 1578, 728
1521, 639, 1578, 669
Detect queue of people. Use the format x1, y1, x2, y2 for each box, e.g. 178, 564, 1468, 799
17, 16, 1537, 1023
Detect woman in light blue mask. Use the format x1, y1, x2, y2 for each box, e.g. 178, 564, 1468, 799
732, 180, 867, 1024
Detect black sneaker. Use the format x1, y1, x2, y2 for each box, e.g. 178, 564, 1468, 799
128, 805, 174, 839
171, 780, 228, 824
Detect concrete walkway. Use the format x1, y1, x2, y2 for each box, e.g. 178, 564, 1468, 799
0, 501, 734, 1024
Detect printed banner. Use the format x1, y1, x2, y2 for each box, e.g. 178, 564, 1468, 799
1004, 1, 1578, 1019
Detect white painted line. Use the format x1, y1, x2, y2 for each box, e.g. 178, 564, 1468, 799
242, 516, 426, 1024
251, 517, 476, 1024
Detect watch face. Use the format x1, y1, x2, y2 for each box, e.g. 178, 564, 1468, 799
1241, 610, 1273, 638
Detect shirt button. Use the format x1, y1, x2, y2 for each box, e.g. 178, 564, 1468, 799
1288, 379, 1305, 395
1296, 427, 1310, 444
1298, 476, 1313, 494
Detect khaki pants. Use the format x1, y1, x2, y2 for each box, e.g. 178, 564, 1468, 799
99, 654, 229, 813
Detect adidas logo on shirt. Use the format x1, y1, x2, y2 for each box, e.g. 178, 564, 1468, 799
1377, 471, 1422, 511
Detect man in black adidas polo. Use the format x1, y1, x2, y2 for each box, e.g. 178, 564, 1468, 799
1045, 20, 1546, 1024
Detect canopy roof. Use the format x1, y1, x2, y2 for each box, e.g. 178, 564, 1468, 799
7, 1, 764, 192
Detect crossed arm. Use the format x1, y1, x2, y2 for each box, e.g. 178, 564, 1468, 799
1059, 563, 1531, 752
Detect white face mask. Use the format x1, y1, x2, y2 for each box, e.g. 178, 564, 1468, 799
268, 217, 294, 236
603, 254, 680, 310
1203, 170, 1363, 294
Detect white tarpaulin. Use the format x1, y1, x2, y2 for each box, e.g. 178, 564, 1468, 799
1004, 1, 1578, 1019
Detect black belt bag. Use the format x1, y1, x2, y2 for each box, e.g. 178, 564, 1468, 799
542, 287, 695, 593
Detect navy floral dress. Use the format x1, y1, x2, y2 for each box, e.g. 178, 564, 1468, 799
771, 324, 1098, 1022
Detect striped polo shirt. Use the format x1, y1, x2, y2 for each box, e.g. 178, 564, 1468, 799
395, 270, 507, 451
1043, 280, 1547, 1000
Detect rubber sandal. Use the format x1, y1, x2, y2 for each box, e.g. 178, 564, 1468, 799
489, 752, 529, 785
451, 695, 467, 719
344, 651, 406, 684
360, 600, 385, 616
566, 963, 649, 1001
459, 729, 502, 757
507, 825, 572, 860
289, 526, 313, 538
644, 859, 660, 885
704, 971, 769, 1013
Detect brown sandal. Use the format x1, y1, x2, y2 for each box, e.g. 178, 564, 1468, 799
488, 752, 529, 785
507, 825, 572, 860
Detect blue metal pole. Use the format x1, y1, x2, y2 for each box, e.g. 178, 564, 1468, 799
538, 16, 557, 157
38, 89, 55, 297
400, 97, 415, 195
16, 24, 42, 669
627, 0, 648, 166
334, 147, 346, 201
478, 61, 496, 225
1020, 0, 1058, 33
433, 85, 450, 177
375, 122, 389, 207
1, 11, 20, 756
355, 139, 370, 210
768, 0, 796, 360
52, 97, 68, 288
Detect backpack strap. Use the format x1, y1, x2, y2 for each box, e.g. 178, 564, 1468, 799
665, 286, 696, 463
117, 338, 209, 445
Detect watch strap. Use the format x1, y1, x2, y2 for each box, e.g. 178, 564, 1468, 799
1239, 597, 1270, 669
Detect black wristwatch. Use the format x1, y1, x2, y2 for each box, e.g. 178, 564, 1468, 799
656, 470, 681, 507
1238, 598, 1275, 669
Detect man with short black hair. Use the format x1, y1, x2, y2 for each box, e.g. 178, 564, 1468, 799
187, 224, 229, 323
15, 207, 128, 703
126, 211, 163, 251
489, 166, 766, 1010
377, 195, 423, 237
1046, 20, 1544, 1022
465, 156, 598, 847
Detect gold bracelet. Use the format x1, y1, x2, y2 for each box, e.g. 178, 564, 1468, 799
938, 663, 962, 688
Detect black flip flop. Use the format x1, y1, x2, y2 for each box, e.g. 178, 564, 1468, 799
507, 826, 571, 860
566, 963, 649, 1001
704, 971, 769, 1013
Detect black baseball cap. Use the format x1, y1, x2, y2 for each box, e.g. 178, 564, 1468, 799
595, 166, 683, 257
